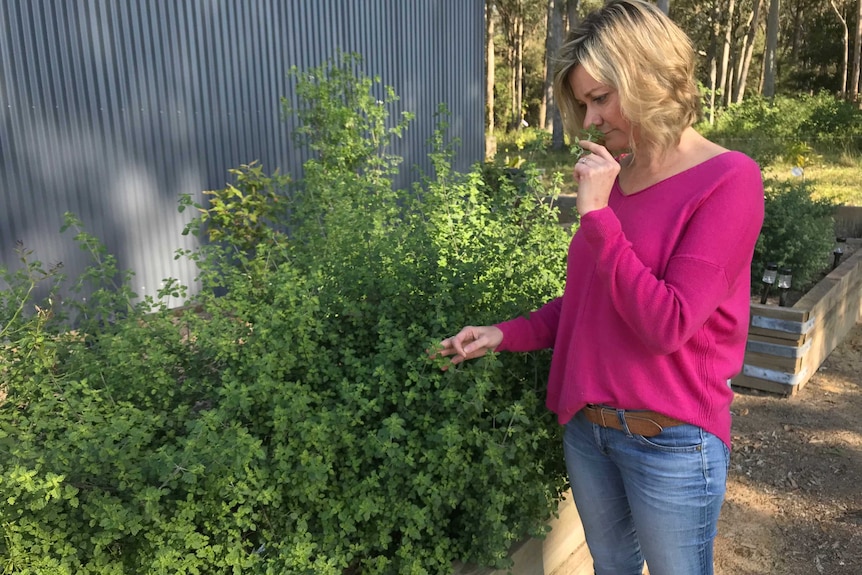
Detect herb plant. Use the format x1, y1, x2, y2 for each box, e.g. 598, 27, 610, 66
1, 54, 573, 574
570, 125, 605, 161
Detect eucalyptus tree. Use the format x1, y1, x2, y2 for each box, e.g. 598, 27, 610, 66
567, 0, 582, 28
705, 0, 723, 122
853, 0, 862, 101
763, 0, 780, 99
542, 0, 566, 148
718, 0, 736, 107
783, 0, 846, 92
494, 0, 546, 130
486, 0, 497, 158
733, 0, 764, 103
830, 0, 849, 96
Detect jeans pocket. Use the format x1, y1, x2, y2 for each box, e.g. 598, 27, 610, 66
633, 423, 704, 453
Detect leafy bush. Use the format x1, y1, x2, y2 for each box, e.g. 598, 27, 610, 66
797, 92, 862, 152
698, 93, 862, 166
1, 54, 572, 574
698, 96, 799, 165
752, 179, 837, 293
187, 160, 291, 253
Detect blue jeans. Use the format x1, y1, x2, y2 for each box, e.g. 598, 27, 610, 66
563, 410, 729, 575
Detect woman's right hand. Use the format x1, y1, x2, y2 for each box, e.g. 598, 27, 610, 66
435, 325, 503, 367
573, 139, 620, 216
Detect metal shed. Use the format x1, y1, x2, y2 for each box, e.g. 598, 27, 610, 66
0, 0, 484, 306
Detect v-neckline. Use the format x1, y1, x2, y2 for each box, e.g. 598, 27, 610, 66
615, 151, 733, 197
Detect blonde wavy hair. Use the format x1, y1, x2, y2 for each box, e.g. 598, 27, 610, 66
553, 0, 701, 158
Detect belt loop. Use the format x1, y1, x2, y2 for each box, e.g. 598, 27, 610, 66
616, 408, 632, 436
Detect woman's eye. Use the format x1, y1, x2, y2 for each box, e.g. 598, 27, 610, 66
593, 94, 607, 104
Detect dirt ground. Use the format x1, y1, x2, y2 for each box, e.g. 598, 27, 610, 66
714, 321, 862, 575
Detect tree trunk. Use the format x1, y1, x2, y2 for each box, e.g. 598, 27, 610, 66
485, 1, 497, 160
734, 0, 763, 103
539, 0, 549, 130
718, 0, 736, 108
709, 57, 718, 125
789, 0, 803, 63
494, 0, 525, 130
831, 0, 849, 98
543, 0, 566, 149
509, 40, 517, 129
763, 0, 780, 100
514, 15, 524, 128
706, 0, 723, 123
657, 0, 670, 14
566, 0, 580, 32
852, 0, 862, 103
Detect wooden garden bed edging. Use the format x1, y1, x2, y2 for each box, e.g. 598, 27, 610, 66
732, 239, 862, 396
452, 490, 597, 575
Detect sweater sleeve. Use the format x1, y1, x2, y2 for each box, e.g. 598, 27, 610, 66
581, 158, 764, 355
493, 297, 563, 353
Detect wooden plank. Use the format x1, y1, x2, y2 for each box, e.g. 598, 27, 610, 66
509, 539, 544, 575
801, 266, 862, 367
743, 351, 803, 373
548, 543, 593, 575
741, 364, 809, 386
807, 271, 862, 323
749, 315, 816, 335
544, 493, 592, 575
731, 373, 796, 397
795, 248, 862, 312
800, 276, 862, 384
746, 339, 810, 358
747, 331, 807, 347
794, 277, 840, 311
750, 303, 809, 322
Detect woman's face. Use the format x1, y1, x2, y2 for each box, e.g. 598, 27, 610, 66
569, 65, 632, 153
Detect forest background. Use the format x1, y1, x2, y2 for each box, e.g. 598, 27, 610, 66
485, 0, 862, 157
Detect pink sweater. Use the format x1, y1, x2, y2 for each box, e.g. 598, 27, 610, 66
495, 151, 764, 447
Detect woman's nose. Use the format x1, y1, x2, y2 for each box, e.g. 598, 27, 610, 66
582, 109, 601, 130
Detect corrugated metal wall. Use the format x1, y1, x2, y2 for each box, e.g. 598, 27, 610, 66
0, 0, 484, 307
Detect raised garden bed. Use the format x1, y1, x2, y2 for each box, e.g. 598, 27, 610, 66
732, 238, 862, 396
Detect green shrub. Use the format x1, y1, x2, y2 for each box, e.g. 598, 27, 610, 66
797, 92, 862, 153
187, 160, 291, 254
1, 54, 572, 574
698, 96, 795, 165
752, 179, 837, 293
699, 93, 862, 166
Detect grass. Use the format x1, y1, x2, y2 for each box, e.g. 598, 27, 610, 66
491, 128, 862, 206
762, 154, 862, 206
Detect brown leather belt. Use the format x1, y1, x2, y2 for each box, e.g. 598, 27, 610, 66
581, 404, 685, 437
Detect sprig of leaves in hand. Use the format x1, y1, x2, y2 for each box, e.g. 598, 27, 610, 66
570, 125, 605, 161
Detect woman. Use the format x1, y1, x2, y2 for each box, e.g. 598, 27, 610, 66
436, 1, 764, 574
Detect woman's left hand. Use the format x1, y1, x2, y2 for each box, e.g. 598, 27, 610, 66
574, 139, 620, 216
